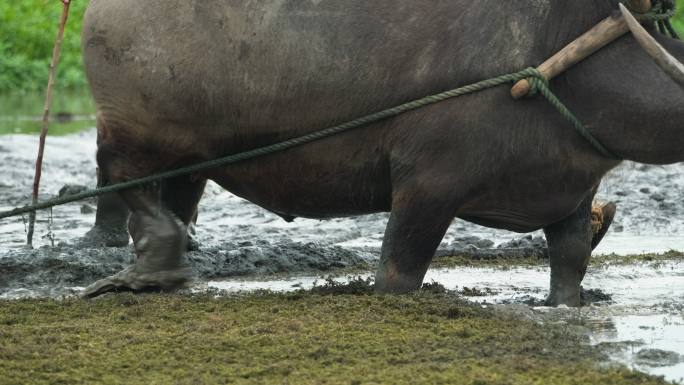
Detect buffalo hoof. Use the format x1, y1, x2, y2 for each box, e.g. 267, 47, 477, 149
78, 226, 130, 248
186, 235, 200, 251
591, 201, 617, 250
83, 264, 194, 298
544, 289, 580, 307
374, 269, 423, 294
186, 223, 200, 251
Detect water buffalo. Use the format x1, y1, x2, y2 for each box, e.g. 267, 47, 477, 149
81, 0, 684, 306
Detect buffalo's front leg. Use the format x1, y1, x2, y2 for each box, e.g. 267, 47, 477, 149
543, 194, 596, 307
375, 188, 455, 293
83, 146, 193, 298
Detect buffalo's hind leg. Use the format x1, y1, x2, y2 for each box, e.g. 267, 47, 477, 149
375, 187, 455, 293
591, 201, 616, 250
83, 145, 193, 298
79, 129, 130, 247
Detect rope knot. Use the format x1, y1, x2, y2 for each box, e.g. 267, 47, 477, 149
514, 67, 548, 97
526, 70, 549, 97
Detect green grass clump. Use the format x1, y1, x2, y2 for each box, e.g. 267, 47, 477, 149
0, 288, 670, 385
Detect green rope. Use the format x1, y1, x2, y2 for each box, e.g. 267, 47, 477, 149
528, 77, 616, 158
0, 67, 615, 221
623, 0, 680, 39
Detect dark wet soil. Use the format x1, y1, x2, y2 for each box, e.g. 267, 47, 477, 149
0, 233, 554, 297
0, 241, 377, 296
635, 349, 682, 367
496, 287, 613, 307
2, 130, 684, 299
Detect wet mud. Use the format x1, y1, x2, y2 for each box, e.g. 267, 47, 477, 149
1, 130, 684, 295
0, 242, 377, 298
1, 130, 684, 381
202, 260, 684, 382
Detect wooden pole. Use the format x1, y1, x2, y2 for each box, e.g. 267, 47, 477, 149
620, 3, 684, 86
511, 13, 629, 99
27, 0, 72, 247
510, 0, 652, 99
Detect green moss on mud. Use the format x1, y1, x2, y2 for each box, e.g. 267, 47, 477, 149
432, 250, 684, 270
592, 250, 684, 266
0, 287, 671, 385
432, 255, 546, 269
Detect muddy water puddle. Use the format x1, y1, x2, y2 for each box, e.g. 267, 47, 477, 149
589, 315, 684, 383
209, 261, 684, 383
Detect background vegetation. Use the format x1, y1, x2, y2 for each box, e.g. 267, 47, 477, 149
0, 0, 683, 93
674, 0, 684, 31
0, 1, 88, 93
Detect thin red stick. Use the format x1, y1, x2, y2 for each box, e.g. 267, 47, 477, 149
27, 0, 72, 247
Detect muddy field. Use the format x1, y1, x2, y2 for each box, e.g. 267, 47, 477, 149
1, 130, 684, 382
2, 130, 684, 289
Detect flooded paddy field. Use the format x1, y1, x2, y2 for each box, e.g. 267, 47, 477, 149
1, 129, 684, 382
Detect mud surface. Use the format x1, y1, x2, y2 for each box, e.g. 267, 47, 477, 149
205, 260, 684, 383
2, 130, 684, 294
2, 130, 684, 382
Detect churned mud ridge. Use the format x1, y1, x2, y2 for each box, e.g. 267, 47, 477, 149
0, 234, 551, 296
0, 245, 132, 294
0, 241, 376, 295
5, 231, 682, 297
188, 240, 376, 278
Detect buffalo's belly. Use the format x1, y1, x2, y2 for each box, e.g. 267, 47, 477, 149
208, 142, 392, 219
458, 212, 552, 233
457, 189, 593, 233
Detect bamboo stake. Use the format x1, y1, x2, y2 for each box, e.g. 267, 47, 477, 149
27, 0, 72, 247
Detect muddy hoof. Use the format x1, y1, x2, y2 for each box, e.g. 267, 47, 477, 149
83, 265, 194, 298
544, 288, 581, 307
544, 296, 580, 307
591, 201, 617, 250
79, 226, 130, 248
186, 234, 200, 251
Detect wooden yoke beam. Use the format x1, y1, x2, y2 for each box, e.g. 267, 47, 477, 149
510, 0, 652, 99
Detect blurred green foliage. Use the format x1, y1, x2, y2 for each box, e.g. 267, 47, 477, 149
672, 0, 684, 32
0, 0, 683, 93
0, 1, 87, 93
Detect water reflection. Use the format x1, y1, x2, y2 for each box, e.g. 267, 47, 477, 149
0, 88, 95, 135
590, 315, 684, 383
